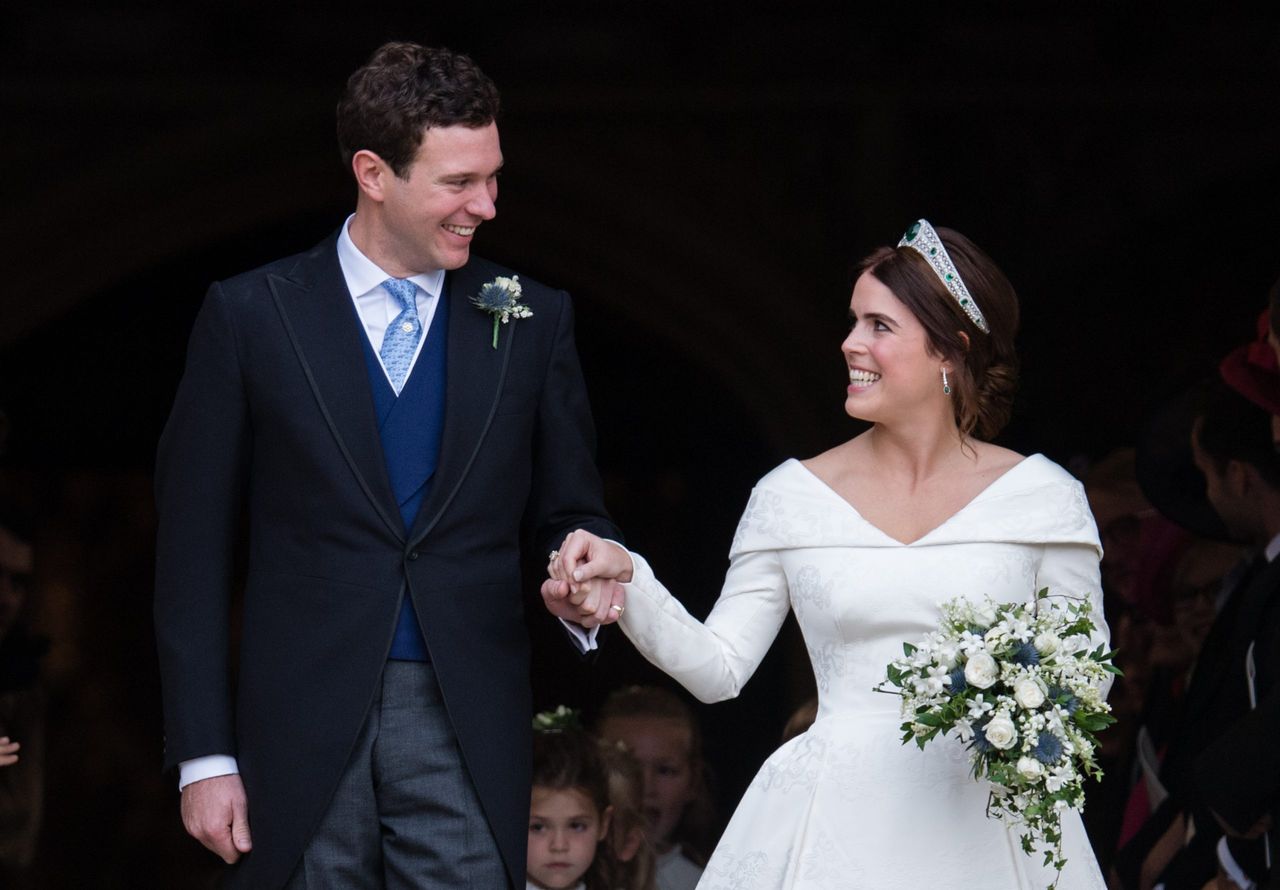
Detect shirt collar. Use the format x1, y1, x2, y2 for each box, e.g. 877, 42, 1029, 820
337, 214, 445, 300
1264, 530, 1280, 563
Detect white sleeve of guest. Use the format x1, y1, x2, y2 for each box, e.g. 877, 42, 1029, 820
1036, 540, 1113, 699
617, 549, 790, 704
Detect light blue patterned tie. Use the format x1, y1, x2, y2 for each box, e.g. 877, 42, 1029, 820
379, 278, 421, 395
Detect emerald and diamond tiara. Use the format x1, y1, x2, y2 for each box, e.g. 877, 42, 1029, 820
897, 219, 990, 334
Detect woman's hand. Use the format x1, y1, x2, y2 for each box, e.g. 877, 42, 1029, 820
541, 529, 633, 627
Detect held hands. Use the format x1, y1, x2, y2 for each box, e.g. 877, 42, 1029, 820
181, 774, 253, 864
541, 529, 633, 628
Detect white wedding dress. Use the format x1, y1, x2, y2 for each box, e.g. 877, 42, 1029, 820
616, 455, 1110, 889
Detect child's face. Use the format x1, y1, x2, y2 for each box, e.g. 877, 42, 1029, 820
527, 787, 608, 890
597, 716, 695, 850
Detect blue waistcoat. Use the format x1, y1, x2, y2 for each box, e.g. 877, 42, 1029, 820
357, 279, 449, 661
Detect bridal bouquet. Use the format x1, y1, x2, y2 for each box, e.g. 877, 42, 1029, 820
879, 589, 1118, 888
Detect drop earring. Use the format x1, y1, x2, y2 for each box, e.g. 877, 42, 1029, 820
941, 368, 951, 395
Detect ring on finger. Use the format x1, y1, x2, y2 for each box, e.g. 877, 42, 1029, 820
548, 550, 559, 562
610, 604, 625, 615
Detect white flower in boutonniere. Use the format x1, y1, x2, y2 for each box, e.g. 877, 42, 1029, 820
470, 275, 532, 349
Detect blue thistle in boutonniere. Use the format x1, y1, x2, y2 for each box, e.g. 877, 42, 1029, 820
470, 275, 532, 348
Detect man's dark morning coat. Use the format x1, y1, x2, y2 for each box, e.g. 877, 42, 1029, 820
154, 233, 619, 889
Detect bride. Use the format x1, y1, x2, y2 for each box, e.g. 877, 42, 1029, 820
546, 220, 1110, 889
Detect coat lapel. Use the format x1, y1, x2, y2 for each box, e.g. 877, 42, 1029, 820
1186, 555, 1278, 715
408, 261, 513, 547
267, 235, 404, 542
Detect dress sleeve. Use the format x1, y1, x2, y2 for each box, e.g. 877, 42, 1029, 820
1036, 540, 1113, 699
617, 547, 791, 704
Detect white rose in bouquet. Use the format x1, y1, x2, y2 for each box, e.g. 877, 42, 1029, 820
973, 601, 998, 627
1016, 756, 1044, 780
1062, 633, 1091, 655
1034, 631, 1061, 656
1013, 676, 1046, 710
984, 713, 1018, 750
964, 651, 999, 689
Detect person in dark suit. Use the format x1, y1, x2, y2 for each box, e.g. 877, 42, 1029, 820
1196, 691, 1280, 889
154, 42, 622, 890
1123, 356, 1280, 889
1182, 341, 1280, 890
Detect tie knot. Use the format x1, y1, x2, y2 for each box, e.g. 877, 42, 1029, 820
383, 278, 418, 313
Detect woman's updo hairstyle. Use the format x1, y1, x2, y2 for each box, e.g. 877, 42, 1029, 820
859, 225, 1020, 441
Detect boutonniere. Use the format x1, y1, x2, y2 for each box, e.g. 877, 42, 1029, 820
470, 275, 532, 349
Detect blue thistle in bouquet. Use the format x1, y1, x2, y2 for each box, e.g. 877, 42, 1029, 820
877, 588, 1119, 889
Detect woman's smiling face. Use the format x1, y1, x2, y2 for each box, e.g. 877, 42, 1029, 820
841, 271, 948, 425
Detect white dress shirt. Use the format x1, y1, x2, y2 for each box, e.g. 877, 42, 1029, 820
336, 214, 445, 386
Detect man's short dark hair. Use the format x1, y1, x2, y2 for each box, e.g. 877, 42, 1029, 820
336, 42, 500, 178
1196, 378, 1280, 489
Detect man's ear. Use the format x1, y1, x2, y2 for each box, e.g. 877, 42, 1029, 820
1228, 459, 1255, 498
351, 149, 392, 203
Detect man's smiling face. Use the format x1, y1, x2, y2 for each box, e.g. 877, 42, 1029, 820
378, 122, 503, 274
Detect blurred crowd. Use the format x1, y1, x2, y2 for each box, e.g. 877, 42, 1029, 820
1080, 285, 1280, 890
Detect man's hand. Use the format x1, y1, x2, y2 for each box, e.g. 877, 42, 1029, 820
181, 774, 253, 864
542, 529, 633, 628
0, 736, 18, 767
541, 576, 626, 628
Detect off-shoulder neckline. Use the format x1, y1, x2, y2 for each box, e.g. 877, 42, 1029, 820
786, 454, 1047, 546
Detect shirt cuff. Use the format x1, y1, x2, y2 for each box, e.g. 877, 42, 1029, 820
555, 538, 635, 652
178, 755, 240, 791
560, 619, 599, 652
1217, 835, 1257, 890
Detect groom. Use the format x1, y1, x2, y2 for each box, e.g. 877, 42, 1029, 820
154, 42, 621, 889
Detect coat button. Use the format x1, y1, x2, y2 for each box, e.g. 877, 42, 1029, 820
407, 551, 419, 561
